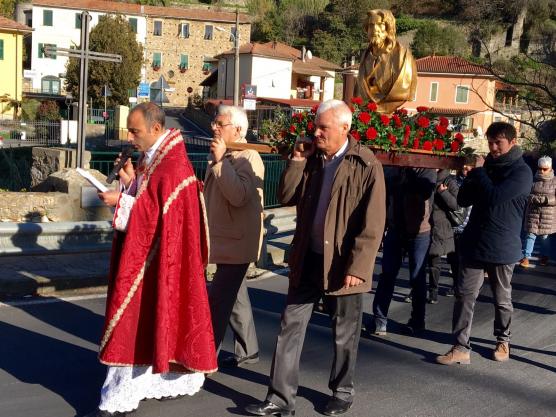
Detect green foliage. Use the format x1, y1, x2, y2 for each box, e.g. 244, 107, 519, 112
395, 15, 426, 34
0, 0, 17, 18
65, 15, 143, 107
20, 98, 40, 121
411, 21, 470, 58
259, 107, 289, 140
37, 101, 60, 121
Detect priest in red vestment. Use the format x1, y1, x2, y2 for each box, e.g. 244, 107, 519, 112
86, 102, 217, 417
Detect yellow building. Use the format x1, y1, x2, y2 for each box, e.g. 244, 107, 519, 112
0, 16, 32, 119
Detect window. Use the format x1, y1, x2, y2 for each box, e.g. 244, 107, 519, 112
202, 60, 213, 73
129, 18, 138, 34
204, 25, 213, 40
24, 10, 32, 27
0, 40, 3, 60
455, 85, 469, 103
38, 43, 56, 59
505, 25, 514, 47
152, 52, 161, 67
230, 26, 237, 42
179, 54, 189, 69
429, 82, 438, 102
43, 10, 53, 26
41, 76, 60, 94
75, 13, 82, 29
154, 20, 162, 36
180, 23, 190, 38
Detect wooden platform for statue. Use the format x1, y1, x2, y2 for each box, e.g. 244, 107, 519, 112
226, 142, 467, 170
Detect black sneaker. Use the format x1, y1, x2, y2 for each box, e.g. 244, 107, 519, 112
427, 290, 438, 304
444, 287, 455, 297
403, 294, 412, 303
403, 320, 425, 336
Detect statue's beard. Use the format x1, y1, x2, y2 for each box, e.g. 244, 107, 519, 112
369, 36, 386, 51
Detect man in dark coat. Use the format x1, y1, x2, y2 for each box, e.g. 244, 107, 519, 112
245, 100, 386, 416
427, 169, 459, 303
437, 122, 533, 365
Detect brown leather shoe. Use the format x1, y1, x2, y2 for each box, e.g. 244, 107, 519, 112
436, 346, 471, 365
519, 258, 530, 268
493, 342, 510, 362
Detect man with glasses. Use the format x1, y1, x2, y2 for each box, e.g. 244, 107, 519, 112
205, 105, 264, 368
436, 122, 533, 366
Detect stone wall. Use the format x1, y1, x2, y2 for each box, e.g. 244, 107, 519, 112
30, 147, 91, 189
144, 17, 251, 107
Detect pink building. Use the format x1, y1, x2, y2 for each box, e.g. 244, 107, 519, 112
402, 56, 520, 137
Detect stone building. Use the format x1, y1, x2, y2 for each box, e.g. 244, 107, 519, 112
143, 7, 251, 107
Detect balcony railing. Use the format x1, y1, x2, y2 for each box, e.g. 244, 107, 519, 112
22, 86, 64, 96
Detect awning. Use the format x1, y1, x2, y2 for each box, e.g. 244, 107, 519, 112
428, 107, 479, 116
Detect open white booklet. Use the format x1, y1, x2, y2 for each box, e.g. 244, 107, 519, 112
76, 167, 108, 193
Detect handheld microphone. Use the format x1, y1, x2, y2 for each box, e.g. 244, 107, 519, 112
106, 146, 134, 184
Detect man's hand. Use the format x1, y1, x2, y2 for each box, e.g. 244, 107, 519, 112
473, 155, 485, 168
344, 274, 363, 289
292, 137, 315, 161
211, 136, 226, 163
98, 190, 120, 207
437, 183, 448, 192
115, 155, 135, 188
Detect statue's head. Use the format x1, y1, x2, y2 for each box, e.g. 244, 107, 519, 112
364, 9, 396, 53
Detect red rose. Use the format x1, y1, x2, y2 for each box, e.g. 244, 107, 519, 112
435, 124, 448, 136
388, 133, 397, 145
349, 105, 355, 112
434, 139, 445, 150
358, 112, 371, 125
397, 108, 408, 115
450, 141, 461, 152
307, 121, 315, 133
412, 139, 420, 149
422, 140, 433, 151
455, 132, 464, 142
365, 127, 377, 140
404, 125, 411, 140
367, 102, 378, 112
380, 114, 391, 126
392, 114, 402, 127
311, 104, 320, 113
439, 116, 449, 127
351, 130, 361, 141
417, 116, 430, 128
416, 106, 429, 113
351, 96, 363, 105
289, 125, 296, 133
416, 129, 425, 138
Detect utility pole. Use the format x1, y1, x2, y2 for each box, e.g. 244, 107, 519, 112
44, 11, 122, 168
233, 9, 240, 106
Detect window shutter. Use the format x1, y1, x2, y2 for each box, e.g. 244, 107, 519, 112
0, 40, 4, 60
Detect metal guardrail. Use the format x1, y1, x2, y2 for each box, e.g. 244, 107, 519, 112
0, 221, 113, 256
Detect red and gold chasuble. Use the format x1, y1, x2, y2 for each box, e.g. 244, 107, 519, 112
99, 129, 217, 374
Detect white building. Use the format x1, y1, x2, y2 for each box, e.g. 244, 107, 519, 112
16, 0, 147, 95
215, 41, 339, 104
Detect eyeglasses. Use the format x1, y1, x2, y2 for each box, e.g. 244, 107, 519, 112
538, 167, 551, 171
211, 121, 233, 129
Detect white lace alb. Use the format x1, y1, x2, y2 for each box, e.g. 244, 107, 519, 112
98, 365, 205, 413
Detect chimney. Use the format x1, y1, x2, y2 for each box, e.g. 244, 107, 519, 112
302, 45, 306, 62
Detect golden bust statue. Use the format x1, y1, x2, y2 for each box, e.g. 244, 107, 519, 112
355, 9, 417, 113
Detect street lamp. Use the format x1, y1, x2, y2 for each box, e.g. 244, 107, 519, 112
216, 9, 240, 106
65, 92, 73, 145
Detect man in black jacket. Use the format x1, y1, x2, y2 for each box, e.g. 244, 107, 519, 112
437, 122, 533, 365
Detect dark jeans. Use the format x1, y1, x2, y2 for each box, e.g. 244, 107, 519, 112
372, 229, 431, 327
266, 251, 363, 410
208, 263, 259, 358
452, 258, 514, 351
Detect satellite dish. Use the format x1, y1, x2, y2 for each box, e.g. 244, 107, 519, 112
306, 50, 312, 60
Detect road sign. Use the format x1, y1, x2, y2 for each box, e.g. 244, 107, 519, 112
243, 84, 257, 99
138, 83, 150, 98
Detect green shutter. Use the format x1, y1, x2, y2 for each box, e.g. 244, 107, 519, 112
38, 43, 43, 58
0, 40, 4, 60
75, 14, 82, 29
456, 86, 468, 103
129, 18, 137, 34
43, 10, 53, 26
430, 83, 438, 102
180, 54, 188, 68
153, 52, 161, 66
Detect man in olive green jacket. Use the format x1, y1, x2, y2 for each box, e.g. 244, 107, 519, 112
205, 105, 264, 368
245, 100, 386, 417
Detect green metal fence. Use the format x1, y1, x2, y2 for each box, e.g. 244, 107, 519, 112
90, 151, 287, 208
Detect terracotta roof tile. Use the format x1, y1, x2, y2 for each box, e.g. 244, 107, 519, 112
258, 97, 321, 108
0, 16, 32, 32
32, 0, 251, 23
416, 56, 492, 76
428, 107, 480, 116
217, 41, 340, 76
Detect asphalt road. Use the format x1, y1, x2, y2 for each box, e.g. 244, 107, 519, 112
1, 260, 555, 417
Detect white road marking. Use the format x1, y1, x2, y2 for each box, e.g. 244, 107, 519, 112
0, 293, 107, 308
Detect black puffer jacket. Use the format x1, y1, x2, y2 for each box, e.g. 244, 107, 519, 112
458, 147, 533, 264
429, 170, 459, 256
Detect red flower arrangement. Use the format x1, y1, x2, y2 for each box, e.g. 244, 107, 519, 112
273, 97, 466, 155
